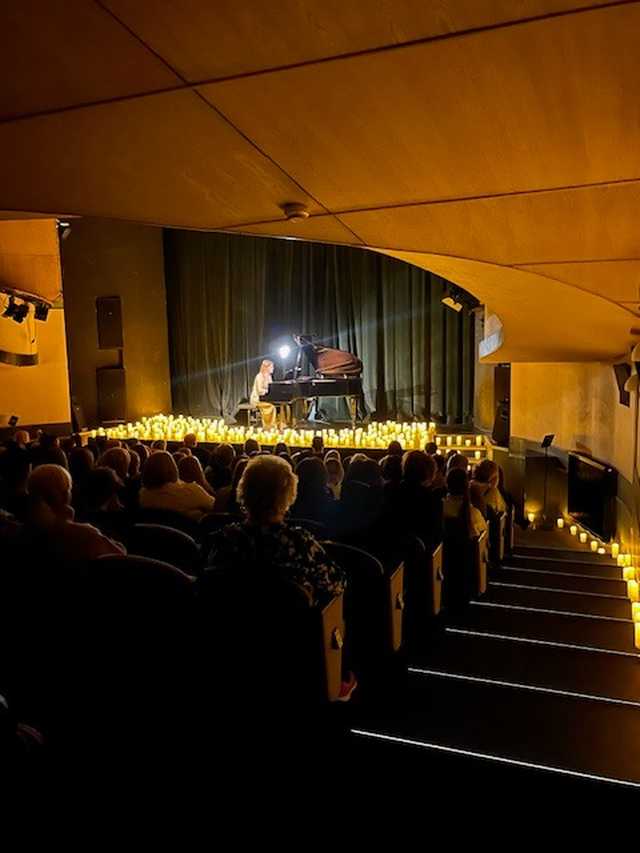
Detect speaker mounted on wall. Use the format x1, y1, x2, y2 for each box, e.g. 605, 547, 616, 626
96, 296, 123, 350
613, 363, 631, 406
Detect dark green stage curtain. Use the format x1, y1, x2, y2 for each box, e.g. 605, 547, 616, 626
164, 231, 475, 423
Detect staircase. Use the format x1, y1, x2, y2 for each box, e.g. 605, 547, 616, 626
348, 529, 640, 797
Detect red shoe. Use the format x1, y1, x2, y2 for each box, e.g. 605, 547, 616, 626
336, 671, 358, 702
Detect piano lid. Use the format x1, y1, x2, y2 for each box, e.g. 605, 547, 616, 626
294, 334, 362, 377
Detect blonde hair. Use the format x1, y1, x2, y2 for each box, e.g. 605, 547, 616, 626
237, 455, 297, 523
260, 359, 274, 373
142, 451, 179, 489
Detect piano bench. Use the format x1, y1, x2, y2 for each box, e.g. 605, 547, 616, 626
236, 403, 261, 428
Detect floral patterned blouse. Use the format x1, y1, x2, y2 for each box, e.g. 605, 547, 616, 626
206, 522, 346, 605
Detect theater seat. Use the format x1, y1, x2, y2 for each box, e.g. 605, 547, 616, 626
288, 517, 327, 538
321, 540, 404, 671
128, 523, 202, 577
488, 509, 506, 564
197, 566, 344, 708
402, 537, 444, 646
135, 507, 200, 538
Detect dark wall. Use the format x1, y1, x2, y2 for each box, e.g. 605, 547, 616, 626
61, 219, 171, 427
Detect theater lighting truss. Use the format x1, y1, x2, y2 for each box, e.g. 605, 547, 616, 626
0, 287, 51, 324
441, 284, 479, 313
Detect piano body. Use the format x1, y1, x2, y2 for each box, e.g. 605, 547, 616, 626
262, 336, 363, 425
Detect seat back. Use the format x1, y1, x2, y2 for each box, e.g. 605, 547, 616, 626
443, 517, 476, 608
288, 517, 328, 538
135, 507, 200, 538
321, 540, 401, 666
488, 510, 506, 564
129, 523, 202, 577
474, 530, 489, 595
197, 565, 343, 707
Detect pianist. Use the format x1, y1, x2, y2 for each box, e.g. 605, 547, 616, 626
250, 358, 277, 428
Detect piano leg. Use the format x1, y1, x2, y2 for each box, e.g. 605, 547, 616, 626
348, 395, 357, 429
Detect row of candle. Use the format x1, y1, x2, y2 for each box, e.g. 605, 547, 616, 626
436, 435, 485, 448
553, 516, 640, 645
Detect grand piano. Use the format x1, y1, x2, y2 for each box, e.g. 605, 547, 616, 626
263, 335, 363, 426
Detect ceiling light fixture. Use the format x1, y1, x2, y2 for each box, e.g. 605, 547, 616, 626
281, 202, 310, 222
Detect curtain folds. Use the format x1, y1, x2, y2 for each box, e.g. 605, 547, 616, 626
164, 231, 474, 423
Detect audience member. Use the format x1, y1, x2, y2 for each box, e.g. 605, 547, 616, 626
68, 446, 95, 512
393, 451, 442, 549
207, 455, 344, 606
325, 456, 344, 499
430, 452, 447, 499
387, 440, 403, 457
425, 441, 438, 455
310, 436, 324, 457
0, 444, 31, 520
274, 442, 289, 456
30, 433, 68, 470
178, 454, 215, 496
290, 456, 334, 523
443, 468, 487, 538
244, 438, 260, 456
471, 459, 507, 516
446, 452, 469, 475
139, 451, 215, 520
151, 439, 167, 453
26, 464, 125, 561
226, 457, 249, 515
182, 432, 210, 467
379, 453, 402, 487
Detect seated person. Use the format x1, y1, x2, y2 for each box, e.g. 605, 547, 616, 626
386, 440, 403, 457
76, 466, 130, 542
310, 436, 324, 457
181, 432, 210, 467
325, 456, 344, 499
26, 464, 125, 562
68, 446, 95, 511
139, 451, 215, 520
471, 459, 507, 516
178, 454, 216, 496
29, 433, 68, 470
243, 438, 260, 456
443, 468, 487, 539
430, 452, 447, 500
446, 452, 469, 475
424, 441, 438, 456
392, 451, 442, 549
290, 456, 334, 523
0, 444, 31, 521
207, 455, 345, 606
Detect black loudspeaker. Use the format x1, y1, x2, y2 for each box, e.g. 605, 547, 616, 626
613, 363, 631, 406
96, 296, 123, 349
97, 367, 126, 423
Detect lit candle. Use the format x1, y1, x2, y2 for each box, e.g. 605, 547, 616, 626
570, 525, 578, 536
476, 435, 482, 446
635, 623, 640, 650
465, 439, 471, 447
474, 450, 481, 460
611, 543, 620, 558
579, 533, 588, 544
617, 555, 626, 567
556, 518, 564, 529
628, 580, 639, 602
632, 602, 640, 622
527, 512, 535, 524
590, 541, 598, 552
623, 567, 636, 582
456, 435, 462, 446
435, 437, 441, 446
597, 547, 605, 555
446, 436, 453, 447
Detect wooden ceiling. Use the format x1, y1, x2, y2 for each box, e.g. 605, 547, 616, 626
0, 0, 638, 360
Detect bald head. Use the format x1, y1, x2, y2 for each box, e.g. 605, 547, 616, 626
28, 464, 72, 511
14, 430, 30, 447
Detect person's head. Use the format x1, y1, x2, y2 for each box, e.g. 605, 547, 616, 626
40, 433, 60, 451
133, 442, 149, 465
183, 433, 198, 448
28, 464, 72, 518
99, 447, 130, 482
244, 438, 260, 456
128, 448, 140, 478
324, 449, 340, 462
84, 466, 123, 511
178, 454, 206, 487
142, 451, 179, 490
105, 438, 122, 450
295, 456, 328, 496
0, 446, 31, 491
173, 449, 190, 463
237, 455, 297, 524
325, 456, 344, 485
433, 452, 446, 480
346, 456, 383, 489
274, 442, 288, 456
311, 435, 324, 455
151, 439, 167, 453
231, 457, 249, 494
425, 441, 438, 456
278, 453, 293, 468
474, 459, 499, 488
387, 440, 403, 457
380, 453, 402, 484
14, 430, 30, 447
447, 467, 469, 497
402, 450, 436, 486
68, 446, 95, 484
259, 358, 274, 377
446, 452, 469, 475
213, 443, 235, 469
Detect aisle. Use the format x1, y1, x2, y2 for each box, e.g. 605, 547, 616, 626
348, 528, 640, 795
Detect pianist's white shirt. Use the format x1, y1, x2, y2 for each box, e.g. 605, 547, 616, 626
250, 371, 271, 406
